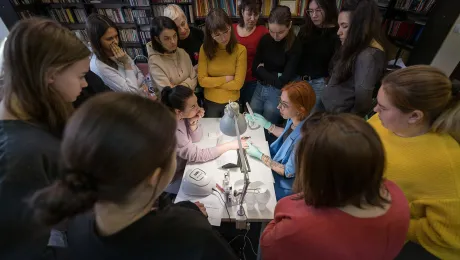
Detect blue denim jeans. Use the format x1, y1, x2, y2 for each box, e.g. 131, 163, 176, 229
295, 76, 326, 111
249, 82, 281, 124
239, 81, 257, 111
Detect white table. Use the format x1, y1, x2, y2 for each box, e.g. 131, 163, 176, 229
175, 118, 276, 223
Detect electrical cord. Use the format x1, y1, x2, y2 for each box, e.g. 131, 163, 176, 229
212, 189, 231, 221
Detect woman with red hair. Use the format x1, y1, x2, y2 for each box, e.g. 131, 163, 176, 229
245, 81, 316, 200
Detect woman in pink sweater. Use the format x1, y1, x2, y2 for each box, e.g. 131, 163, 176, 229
161, 85, 243, 193
261, 113, 410, 260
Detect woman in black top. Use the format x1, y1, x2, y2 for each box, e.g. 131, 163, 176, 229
297, 0, 340, 110
30, 93, 237, 260
319, 0, 386, 117
0, 18, 91, 259
250, 6, 301, 125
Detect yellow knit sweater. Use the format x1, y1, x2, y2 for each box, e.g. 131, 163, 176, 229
197, 43, 247, 104
369, 116, 460, 259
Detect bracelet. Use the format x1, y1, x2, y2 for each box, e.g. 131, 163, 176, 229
267, 124, 275, 133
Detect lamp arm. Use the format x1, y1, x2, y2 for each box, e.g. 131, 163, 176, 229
232, 107, 250, 217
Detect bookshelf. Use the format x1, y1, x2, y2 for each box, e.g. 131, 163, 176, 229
4, 0, 196, 61
379, 0, 443, 68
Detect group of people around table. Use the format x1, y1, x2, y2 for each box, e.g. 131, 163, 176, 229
0, 0, 459, 259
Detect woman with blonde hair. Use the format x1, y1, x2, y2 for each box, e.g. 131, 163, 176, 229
369, 65, 460, 259
0, 18, 91, 258
164, 4, 204, 68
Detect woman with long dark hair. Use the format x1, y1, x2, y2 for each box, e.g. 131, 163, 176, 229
198, 8, 247, 117
0, 18, 90, 258
296, 0, 339, 110
86, 14, 149, 95
147, 16, 197, 91
29, 93, 238, 259
319, 0, 386, 117
233, 0, 268, 109
160, 85, 243, 193
250, 6, 301, 124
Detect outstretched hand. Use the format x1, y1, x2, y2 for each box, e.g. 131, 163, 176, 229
245, 141, 263, 160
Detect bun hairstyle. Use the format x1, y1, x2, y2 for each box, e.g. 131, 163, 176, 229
382, 65, 460, 143
30, 93, 177, 226
160, 85, 194, 112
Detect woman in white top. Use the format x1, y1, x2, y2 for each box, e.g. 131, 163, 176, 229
86, 14, 148, 95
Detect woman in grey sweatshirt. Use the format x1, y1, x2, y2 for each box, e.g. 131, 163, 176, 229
320, 0, 386, 117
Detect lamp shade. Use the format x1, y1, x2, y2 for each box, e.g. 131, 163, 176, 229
220, 102, 247, 136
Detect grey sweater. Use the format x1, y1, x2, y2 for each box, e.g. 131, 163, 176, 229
320, 46, 386, 117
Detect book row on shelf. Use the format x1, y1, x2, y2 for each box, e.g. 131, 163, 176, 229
129, 0, 149, 6
138, 30, 151, 44
10, 0, 33, 5
126, 48, 145, 60
152, 4, 195, 23
41, 0, 83, 3
97, 8, 135, 24
119, 28, 141, 43
48, 8, 87, 24
394, 0, 436, 14
385, 19, 424, 45
73, 30, 89, 43
151, 0, 193, 3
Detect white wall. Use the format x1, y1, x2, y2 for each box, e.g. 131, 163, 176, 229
431, 14, 460, 76
0, 18, 8, 42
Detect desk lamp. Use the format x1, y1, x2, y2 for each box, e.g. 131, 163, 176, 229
220, 102, 250, 229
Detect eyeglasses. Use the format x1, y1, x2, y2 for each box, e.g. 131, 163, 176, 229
212, 27, 231, 40
244, 11, 261, 19
306, 8, 323, 16
278, 99, 290, 109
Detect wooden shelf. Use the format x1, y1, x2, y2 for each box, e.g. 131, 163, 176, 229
122, 42, 142, 47
42, 3, 86, 8
151, 2, 192, 5
390, 38, 414, 51
62, 23, 86, 29
115, 23, 137, 28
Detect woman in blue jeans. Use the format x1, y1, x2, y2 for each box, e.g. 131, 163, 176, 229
245, 81, 316, 200
250, 6, 301, 124
296, 0, 340, 110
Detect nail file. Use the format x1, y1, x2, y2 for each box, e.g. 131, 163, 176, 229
246, 102, 254, 117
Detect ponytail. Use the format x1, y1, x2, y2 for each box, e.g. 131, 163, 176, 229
433, 97, 460, 143
160, 85, 194, 112
29, 170, 97, 227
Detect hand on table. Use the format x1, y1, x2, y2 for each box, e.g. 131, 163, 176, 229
246, 141, 263, 160
194, 201, 208, 217
244, 113, 272, 130
228, 138, 248, 150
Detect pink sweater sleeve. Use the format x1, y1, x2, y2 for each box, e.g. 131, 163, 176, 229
176, 122, 220, 163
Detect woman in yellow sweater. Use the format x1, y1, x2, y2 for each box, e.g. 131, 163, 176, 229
198, 8, 247, 117
369, 65, 460, 259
